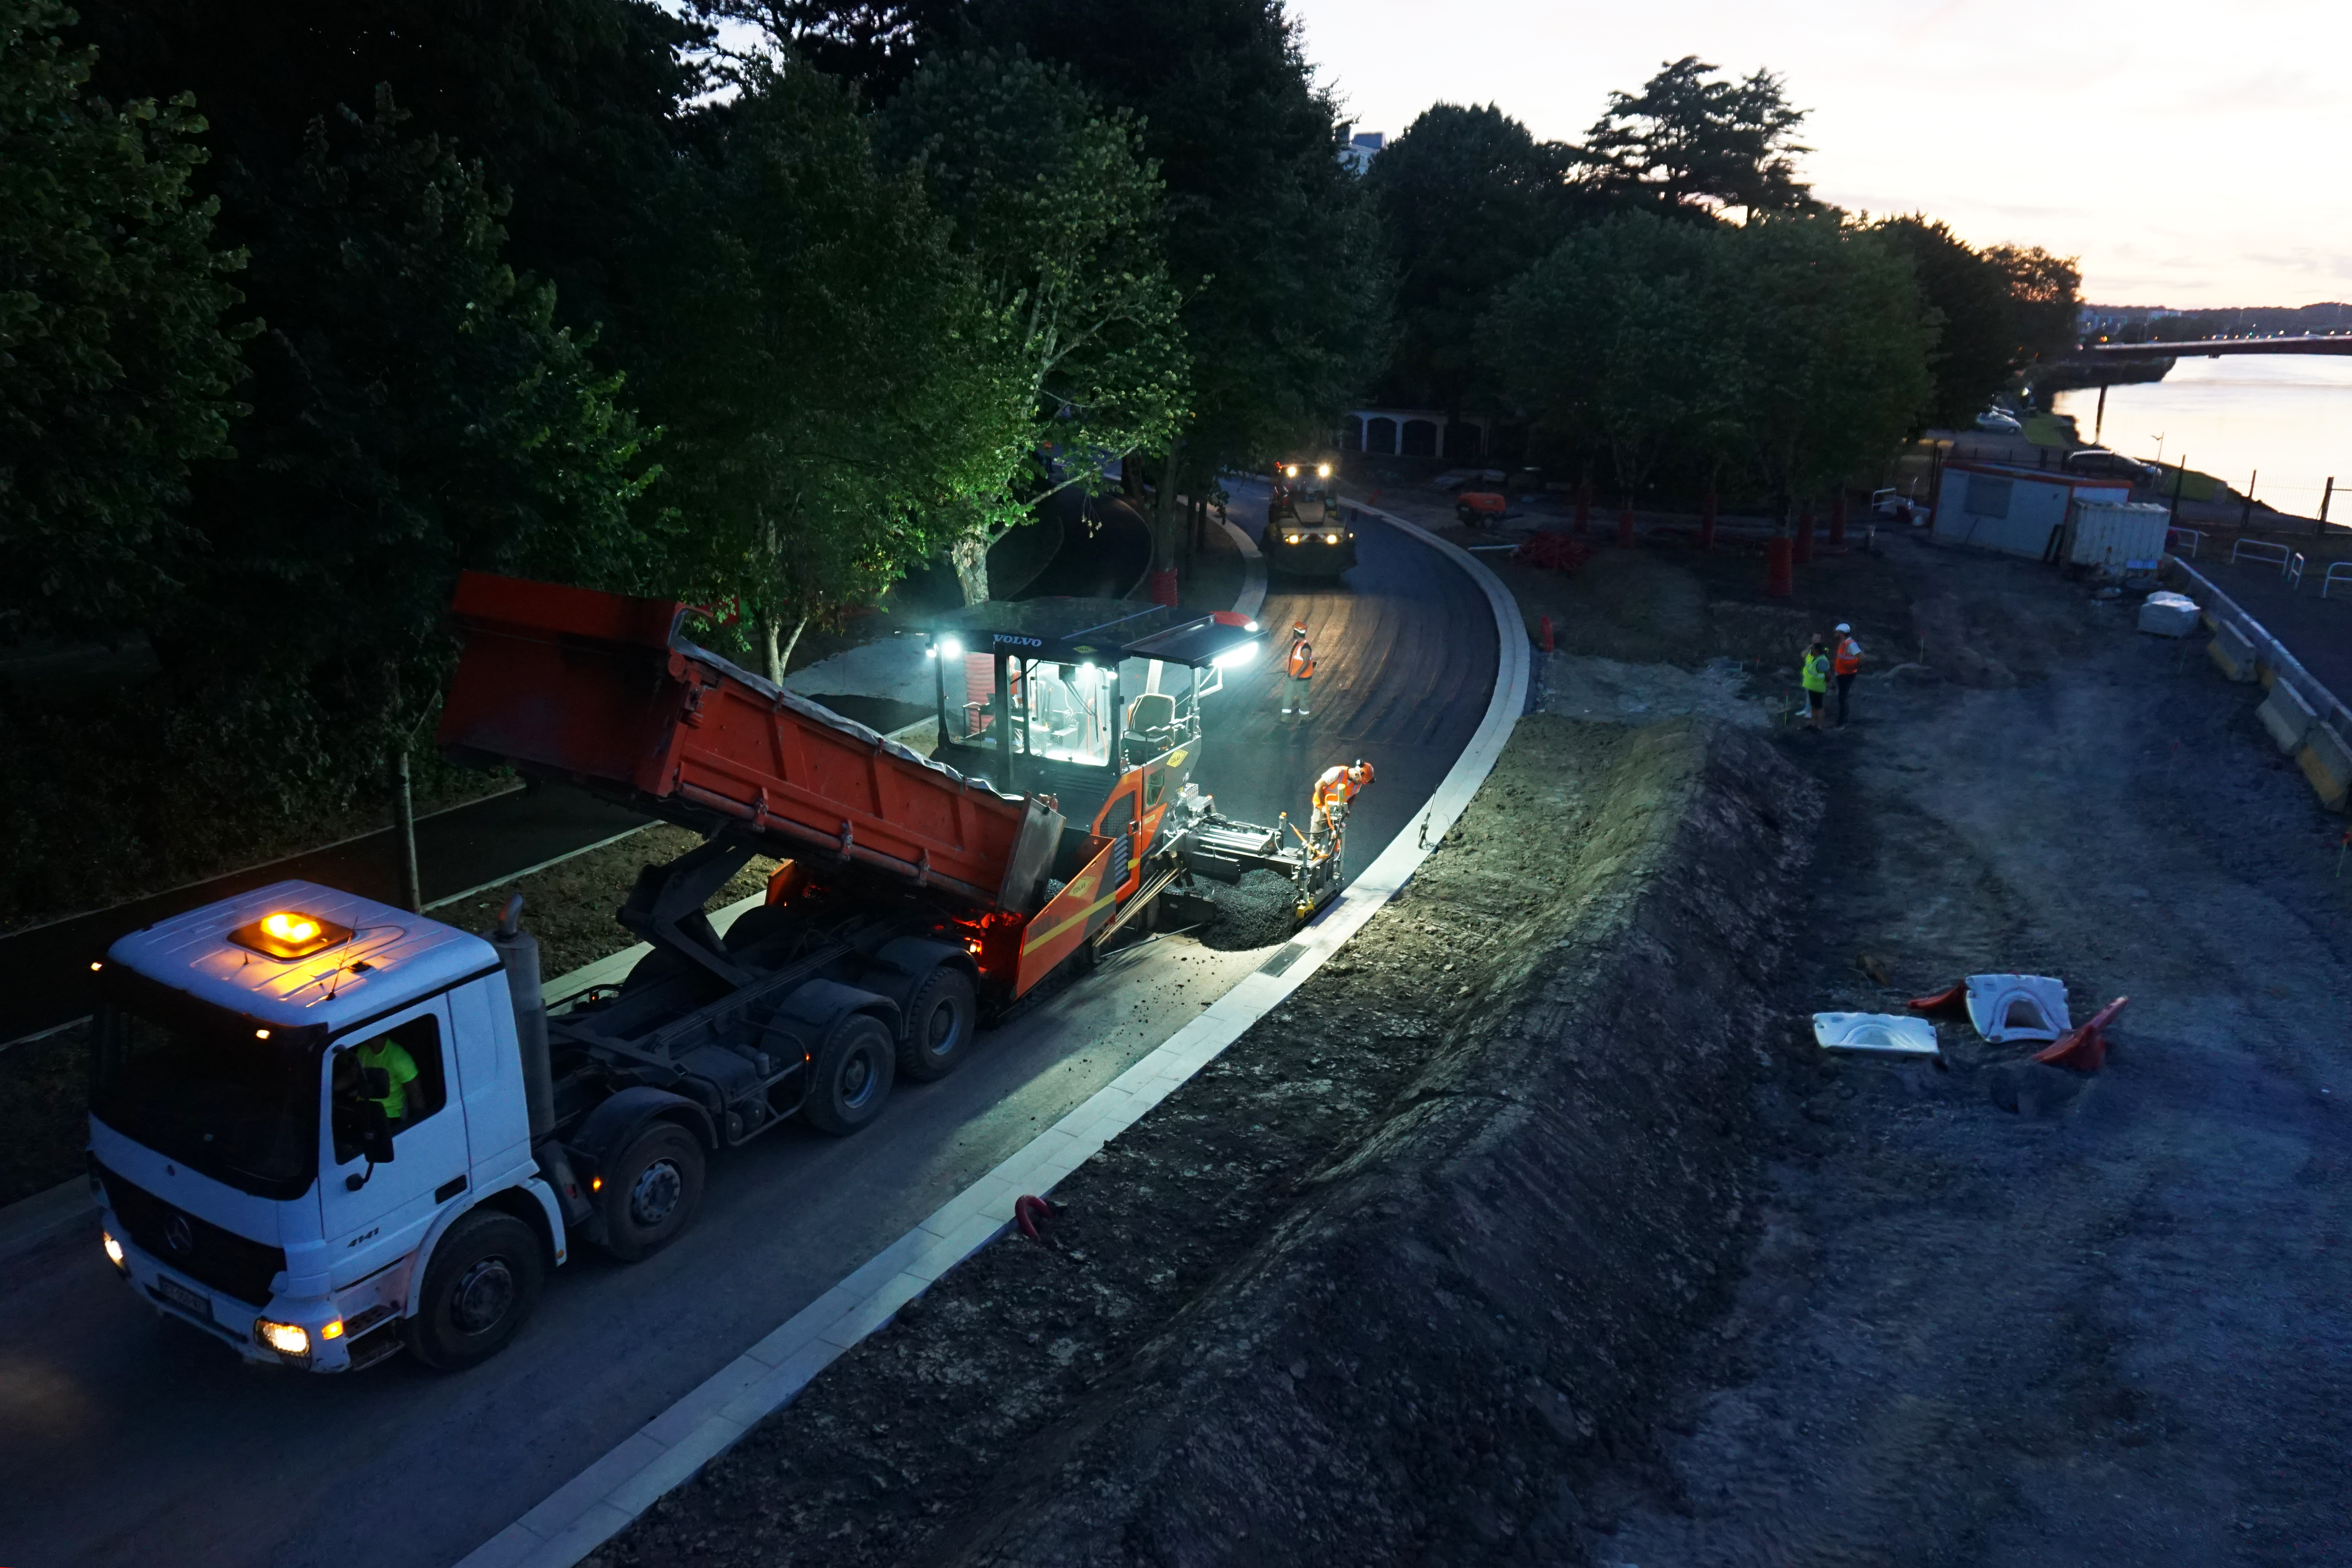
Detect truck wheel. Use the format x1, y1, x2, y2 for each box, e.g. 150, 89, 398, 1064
897, 965, 976, 1082
405, 1210, 544, 1372
804, 1013, 895, 1135
599, 1122, 706, 1262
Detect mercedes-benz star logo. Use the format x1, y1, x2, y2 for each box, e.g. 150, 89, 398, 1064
163, 1215, 194, 1255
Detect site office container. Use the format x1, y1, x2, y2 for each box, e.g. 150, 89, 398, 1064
1932, 462, 2130, 560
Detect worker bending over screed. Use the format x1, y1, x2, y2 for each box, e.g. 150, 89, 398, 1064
1312, 759, 1374, 837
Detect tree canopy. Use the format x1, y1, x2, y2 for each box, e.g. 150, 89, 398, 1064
1577, 56, 1816, 220
1485, 215, 1933, 518
0, 0, 249, 643
880, 48, 1186, 602
1365, 102, 1577, 418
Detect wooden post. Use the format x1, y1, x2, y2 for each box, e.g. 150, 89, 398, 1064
2321, 477, 2335, 528
2170, 456, 2187, 523
2241, 469, 2256, 529
394, 750, 422, 914
2093, 383, 2108, 445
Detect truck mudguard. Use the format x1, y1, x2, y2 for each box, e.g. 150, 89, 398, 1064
772, 978, 900, 1040
869, 936, 978, 1018
572, 1085, 720, 1171
399, 1177, 570, 1320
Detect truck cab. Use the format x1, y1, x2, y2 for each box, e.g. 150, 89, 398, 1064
1263, 458, 1357, 577
89, 880, 562, 1373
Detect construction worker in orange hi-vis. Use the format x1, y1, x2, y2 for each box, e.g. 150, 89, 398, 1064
1281, 620, 1316, 719
1831, 621, 1864, 726
1311, 759, 1374, 833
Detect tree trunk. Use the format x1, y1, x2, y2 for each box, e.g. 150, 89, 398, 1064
1154, 443, 1183, 570
760, 613, 784, 684
952, 531, 991, 606
777, 613, 809, 677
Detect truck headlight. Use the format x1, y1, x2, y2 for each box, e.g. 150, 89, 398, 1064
1325, 532, 1339, 544
103, 1231, 125, 1270
256, 1319, 310, 1357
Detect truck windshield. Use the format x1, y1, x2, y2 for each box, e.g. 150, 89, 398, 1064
91, 986, 321, 1201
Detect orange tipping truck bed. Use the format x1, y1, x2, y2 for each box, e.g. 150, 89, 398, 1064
436, 572, 1068, 924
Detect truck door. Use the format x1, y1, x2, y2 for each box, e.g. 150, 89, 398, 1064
319, 998, 472, 1290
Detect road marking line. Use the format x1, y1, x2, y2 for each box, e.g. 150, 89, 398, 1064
452, 499, 1530, 1568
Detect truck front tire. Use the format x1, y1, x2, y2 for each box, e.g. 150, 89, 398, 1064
804, 1013, 895, 1135
599, 1122, 706, 1262
406, 1210, 544, 1372
897, 965, 976, 1082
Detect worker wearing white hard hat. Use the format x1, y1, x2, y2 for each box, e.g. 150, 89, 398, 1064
1832, 622, 1864, 726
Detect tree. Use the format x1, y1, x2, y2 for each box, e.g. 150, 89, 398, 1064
169, 91, 658, 757
1873, 215, 2018, 427
1365, 102, 1578, 420
75, 0, 712, 368
1578, 56, 1815, 221
1986, 243, 2082, 367
1481, 214, 1737, 507
969, 0, 1385, 577
880, 49, 1186, 603
0, 0, 249, 644
686, 0, 956, 96
636, 60, 1029, 676
1717, 218, 1933, 517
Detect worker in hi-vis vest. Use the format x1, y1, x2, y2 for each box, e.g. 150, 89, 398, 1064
1282, 621, 1315, 719
1832, 622, 1863, 726
1800, 637, 1831, 732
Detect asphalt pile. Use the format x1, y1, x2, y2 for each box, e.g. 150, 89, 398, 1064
595, 713, 1820, 1568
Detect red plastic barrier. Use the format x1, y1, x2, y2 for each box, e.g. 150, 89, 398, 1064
2035, 996, 2128, 1073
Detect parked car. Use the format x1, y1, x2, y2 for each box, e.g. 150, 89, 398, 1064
2062, 448, 2161, 487
1975, 408, 2023, 433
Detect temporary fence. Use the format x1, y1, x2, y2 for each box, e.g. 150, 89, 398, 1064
2231, 537, 2292, 573
2323, 561, 2352, 601
2165, 525, 2204, 558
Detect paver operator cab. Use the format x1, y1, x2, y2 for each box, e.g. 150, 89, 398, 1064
88, 575, 1348, 1375
1261, 458, 1357, 577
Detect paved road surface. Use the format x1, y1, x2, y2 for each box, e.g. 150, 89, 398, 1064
0, 784, 651, 1046
0, 506, 1494, 1568
2192, 555, 2352, 706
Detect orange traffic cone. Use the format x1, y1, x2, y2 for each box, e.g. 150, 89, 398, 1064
2034, 996, 2128, 1073
1906, 982, 1967, 1018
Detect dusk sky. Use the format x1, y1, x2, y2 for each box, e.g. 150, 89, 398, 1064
1289, 0, 2350, 309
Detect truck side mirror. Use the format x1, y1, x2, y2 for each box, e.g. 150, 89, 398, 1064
361, 1101, 396, 1164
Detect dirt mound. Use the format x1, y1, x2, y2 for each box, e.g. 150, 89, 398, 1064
599, 716, 1818, 1568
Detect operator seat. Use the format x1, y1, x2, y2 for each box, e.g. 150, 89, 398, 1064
1125, 691, 1178, 759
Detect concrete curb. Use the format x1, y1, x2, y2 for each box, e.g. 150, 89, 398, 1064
1223, 516, 1267, 622
451, 505, 1531, 1568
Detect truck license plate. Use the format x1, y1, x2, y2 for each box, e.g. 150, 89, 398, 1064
156, 1276, 209, 1319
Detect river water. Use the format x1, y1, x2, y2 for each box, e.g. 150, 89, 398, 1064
2052, 354, 2352, 519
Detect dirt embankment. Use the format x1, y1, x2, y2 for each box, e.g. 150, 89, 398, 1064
600, 714, 1820, 1567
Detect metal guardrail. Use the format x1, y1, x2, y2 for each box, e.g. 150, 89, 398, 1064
2324, 561, 2352, 601
2167, 525, 2204, 558
2289, 551, 2307, 590
2231, 537, 2292, 572
2167, 555, 2352, 739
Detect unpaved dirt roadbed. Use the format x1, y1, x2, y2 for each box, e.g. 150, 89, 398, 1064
1598, 537, 2352, 1567
595, 714, 1819, 1566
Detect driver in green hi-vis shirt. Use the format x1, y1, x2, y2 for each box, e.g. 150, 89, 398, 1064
355, 1035, 420, 1126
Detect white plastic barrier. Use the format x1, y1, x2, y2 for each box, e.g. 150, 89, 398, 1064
1813, 1013, 1940, 1057
1965, 974, 2071, 1043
